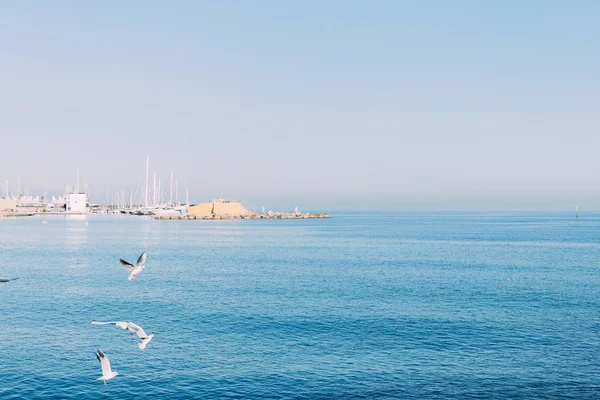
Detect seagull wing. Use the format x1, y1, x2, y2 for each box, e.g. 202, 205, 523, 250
127, 322, 141, 330
92, 321, 128, 330
96, 349, 113, 376
120, 258, 136, 271
136, 252, 147, 266
135, 326, 149, 339
127, 322, 146, 336
126, 322, 150, 338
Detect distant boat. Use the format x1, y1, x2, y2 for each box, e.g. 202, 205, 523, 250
575, 201, 579, 218
151, 206, 186, 217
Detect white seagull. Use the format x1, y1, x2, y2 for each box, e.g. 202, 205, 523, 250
119, 252, 147, 282
91, 321, 154, 349
91, 320, 139, 336
96, 349, 118, 385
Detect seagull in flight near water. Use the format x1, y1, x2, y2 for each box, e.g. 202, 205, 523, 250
0, 277, 19, 283
120, 252, 146, 282
91, 321, 154, 349
92, 320, 140, 336
95, 349, 118, 385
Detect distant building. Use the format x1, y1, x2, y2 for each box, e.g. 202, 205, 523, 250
188, 198, 254, 216
66, 192, 88, 213
0, 198, 18, 211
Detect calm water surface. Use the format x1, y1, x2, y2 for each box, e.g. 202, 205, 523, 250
0, 212, 598, 399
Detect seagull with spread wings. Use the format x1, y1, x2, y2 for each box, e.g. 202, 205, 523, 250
92, 320, 140, 336
119, 252, 146, 282
91, 321, 154, 349
95, 349, 118, 385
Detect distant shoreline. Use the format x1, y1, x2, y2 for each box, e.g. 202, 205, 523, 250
0, 211, 330, 220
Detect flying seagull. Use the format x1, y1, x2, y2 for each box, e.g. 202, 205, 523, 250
91, 321, 154, 349
0, 277, 19, 283
119, 252, 147, 282
96, 349, 118, 385
92, 320, 140, 336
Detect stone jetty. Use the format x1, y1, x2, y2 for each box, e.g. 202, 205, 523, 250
154, 211, 330, 221
0, 212, 35, 218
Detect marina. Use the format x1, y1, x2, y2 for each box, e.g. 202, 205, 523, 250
0, 158, 330, 220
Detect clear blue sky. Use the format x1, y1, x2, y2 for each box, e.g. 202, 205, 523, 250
1, 1, 598, 210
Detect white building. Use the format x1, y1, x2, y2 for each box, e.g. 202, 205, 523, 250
66, 192, 88, 213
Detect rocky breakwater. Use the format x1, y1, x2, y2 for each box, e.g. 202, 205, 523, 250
259, 211, 330, 219
0, 212, 35, 218
154, 211, 330, 220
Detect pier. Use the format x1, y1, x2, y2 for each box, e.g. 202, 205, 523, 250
154, 212, 330, 220
0, 212, 35, 218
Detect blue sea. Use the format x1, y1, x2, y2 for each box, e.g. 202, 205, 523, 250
0, 212, 598, 399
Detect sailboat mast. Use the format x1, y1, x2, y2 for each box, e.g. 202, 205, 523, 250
153, 172, 157, 206
175, 178, 178, 205
170, 172, 173, 206
145, 157, 149, 208
186, 188, 189, 206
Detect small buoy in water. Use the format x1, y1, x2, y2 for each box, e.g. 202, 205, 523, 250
85, 221, 89, 226
42, 221, 46, 225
